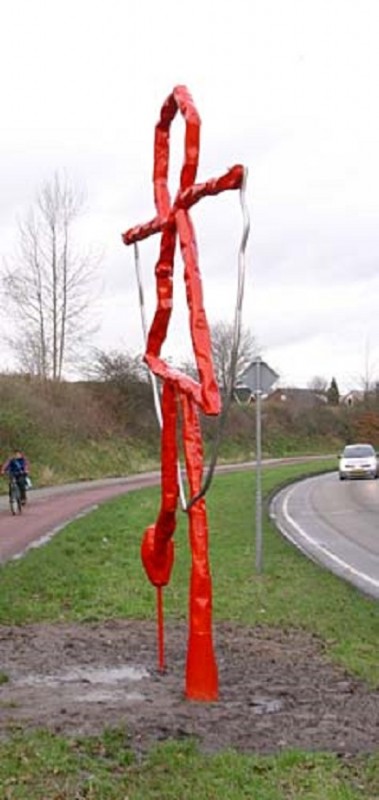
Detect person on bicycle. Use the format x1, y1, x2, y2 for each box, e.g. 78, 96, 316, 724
2, 450, 30, 505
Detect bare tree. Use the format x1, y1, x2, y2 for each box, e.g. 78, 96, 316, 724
180, 321, 258, 394
86, 348, 148, 386
357, 337, 379, 405
2, 172, 99, 380
308, 375, 328, 394
211, 320, 258, 395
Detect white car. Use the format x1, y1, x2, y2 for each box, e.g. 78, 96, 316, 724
338, 443, 378, 481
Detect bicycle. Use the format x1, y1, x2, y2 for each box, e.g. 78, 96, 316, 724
9, 475, 23, 515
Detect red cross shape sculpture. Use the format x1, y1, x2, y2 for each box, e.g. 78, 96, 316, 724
122, 85, 245, 701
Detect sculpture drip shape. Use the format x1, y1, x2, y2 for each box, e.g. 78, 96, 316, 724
122, 85, 245, 701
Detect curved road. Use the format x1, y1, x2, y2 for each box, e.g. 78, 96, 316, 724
0, 456, 329, 565
271, 471, 379, 599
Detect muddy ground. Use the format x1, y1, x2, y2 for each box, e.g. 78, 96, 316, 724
0, 619, 378, 755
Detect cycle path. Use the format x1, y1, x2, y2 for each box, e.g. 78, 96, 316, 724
0, 456, 330, 564
0, 473, 161, 563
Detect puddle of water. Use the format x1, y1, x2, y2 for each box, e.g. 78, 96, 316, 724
75, 689, 145, 703
18, 664, 149, 688
250, 696, 283, 714
80, 666, 149, 684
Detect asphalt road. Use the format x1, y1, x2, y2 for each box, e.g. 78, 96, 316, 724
271, 471, 379, 599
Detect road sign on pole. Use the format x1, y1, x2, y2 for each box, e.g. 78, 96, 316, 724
235, 357, 278, 574
235, 358, 279, 396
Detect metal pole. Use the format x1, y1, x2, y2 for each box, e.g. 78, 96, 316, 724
255, 357, 263, 573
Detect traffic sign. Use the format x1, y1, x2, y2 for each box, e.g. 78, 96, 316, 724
236, 357, 278, 395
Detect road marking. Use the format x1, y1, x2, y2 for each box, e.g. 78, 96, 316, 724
280, 484, 379, 592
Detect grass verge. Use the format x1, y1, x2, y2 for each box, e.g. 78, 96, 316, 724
0, 458, 378, 798
0, 729, 378, 799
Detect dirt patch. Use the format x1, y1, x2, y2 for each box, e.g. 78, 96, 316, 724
0, 620, 378, 755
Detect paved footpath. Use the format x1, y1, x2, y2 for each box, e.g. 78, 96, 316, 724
0, 473, 161, 563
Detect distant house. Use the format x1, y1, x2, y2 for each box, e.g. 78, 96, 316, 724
266, 387, 327, 408
340, 391, 364, 407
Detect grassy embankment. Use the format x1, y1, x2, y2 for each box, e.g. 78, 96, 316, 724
0, 460, 378, 798
0, 376, 160, 485
0, 372, 364, 486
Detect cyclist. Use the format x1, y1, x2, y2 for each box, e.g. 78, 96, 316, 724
2, 449, 30, 506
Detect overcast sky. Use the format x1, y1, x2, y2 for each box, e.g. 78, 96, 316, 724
1, 0, 379, 393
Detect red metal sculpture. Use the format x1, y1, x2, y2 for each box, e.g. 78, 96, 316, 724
122, 86, 245, 701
